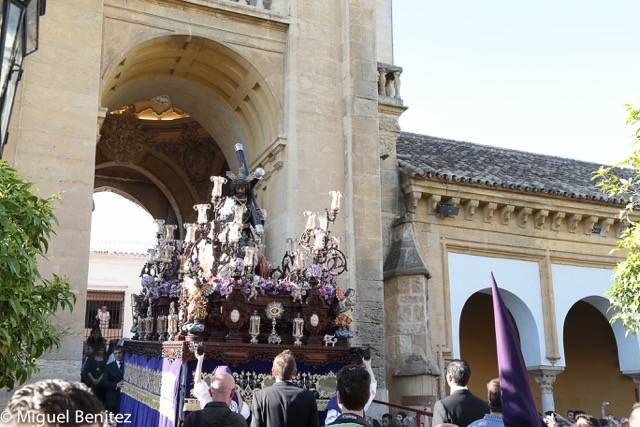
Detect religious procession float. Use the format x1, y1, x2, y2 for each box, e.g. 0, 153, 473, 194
120, 144, 360, 426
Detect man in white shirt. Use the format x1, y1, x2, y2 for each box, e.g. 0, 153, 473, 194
96, 305, 111, 337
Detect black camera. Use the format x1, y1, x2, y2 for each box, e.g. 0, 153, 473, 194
196, 344, 205, 356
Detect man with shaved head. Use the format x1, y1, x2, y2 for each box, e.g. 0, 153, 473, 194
184, 369, 247, 427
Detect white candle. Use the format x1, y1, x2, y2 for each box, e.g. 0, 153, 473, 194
318, 214, 328, 231
329, 191, 343, 211
211, 176, 227, 199
183, 223, 196, 243
194, 204, 211, 224
304, 211, 317, 230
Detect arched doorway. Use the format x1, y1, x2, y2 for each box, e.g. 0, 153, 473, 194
459, 292, 541, 409
97, 34, 282, 248
554, 300, 635, 417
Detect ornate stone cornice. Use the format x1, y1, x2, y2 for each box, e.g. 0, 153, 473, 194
401, 178, 628, 242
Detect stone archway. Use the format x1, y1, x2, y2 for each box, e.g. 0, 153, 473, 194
459, 292, 542, 409
554, 299, 636, 416
100, 35, 282, 168
95, 105, 229, 230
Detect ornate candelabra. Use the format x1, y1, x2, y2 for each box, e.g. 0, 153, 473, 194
265, 302, 284, 345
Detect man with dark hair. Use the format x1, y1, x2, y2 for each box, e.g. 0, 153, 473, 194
381, 413, 391, 426
103, 346, 124, 414
328, 365, 371, 426
250, 350, 318, 427
431, 359, 489, 427
469, 379, 504, 427
629, 402, 640, 427
5, 379, 105, 426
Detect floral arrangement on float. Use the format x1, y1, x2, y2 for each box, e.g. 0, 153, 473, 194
131, 143, 356, 346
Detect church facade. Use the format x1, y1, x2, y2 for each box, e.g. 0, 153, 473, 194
2, 0, 638, 416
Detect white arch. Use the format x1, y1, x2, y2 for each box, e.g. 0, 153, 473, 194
552, 264, 640, 374
449, 252, 546, 367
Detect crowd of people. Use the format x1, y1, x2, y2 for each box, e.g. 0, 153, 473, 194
3, 350, 640, 427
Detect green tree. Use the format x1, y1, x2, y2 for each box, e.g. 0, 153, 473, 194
0, 161, 75, 389
594, 103, 640, 335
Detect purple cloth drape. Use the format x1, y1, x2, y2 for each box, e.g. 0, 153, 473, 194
491, 273, 543, 427
117, 353, 182, 427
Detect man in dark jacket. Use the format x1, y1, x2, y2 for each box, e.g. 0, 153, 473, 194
103, 346, 125, 414
251, 349, 318, 427
431, 359, 489, 427
184, 370, 246, 427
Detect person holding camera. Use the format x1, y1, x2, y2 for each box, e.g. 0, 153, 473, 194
324, 348, 377, 426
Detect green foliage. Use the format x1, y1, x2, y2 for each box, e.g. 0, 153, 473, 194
0, 161, 75, 390
593, 104, 640, 334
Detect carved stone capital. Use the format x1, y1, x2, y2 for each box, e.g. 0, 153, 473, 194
584, 216, 599, 235
534, 209, 549, 230
568, 214, 582, 233
483, 202, 497, 224
463, 200, 480, 221
551, 212, 565, 231
500, 205, 515, 225
517, 207, 533, 228
530, 367, 563, 394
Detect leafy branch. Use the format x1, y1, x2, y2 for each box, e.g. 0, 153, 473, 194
593, 103, 640, 334
0, 161, 76, 389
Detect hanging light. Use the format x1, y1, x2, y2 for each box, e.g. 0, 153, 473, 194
0, 0, 45, 156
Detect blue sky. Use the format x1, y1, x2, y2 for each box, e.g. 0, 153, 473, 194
392, 0, 640, 164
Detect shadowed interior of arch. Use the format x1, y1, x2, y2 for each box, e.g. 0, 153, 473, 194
459, 292, 543, 409
554, 299, 636, 417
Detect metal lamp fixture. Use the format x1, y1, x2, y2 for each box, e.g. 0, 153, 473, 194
0, 0, 45, 157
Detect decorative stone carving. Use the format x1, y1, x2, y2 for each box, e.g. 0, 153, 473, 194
534, 209, 549, 229
97, 107, 151, 163
517, 207, 533, 228
500, 205, 515, 225
483, 202, 497, 223
182, 127, 214, 183
598, 218, 615, 237
531, 367, 563, 413
534, 370, 558, 393
584, 216, 599, 235
463, 200, 479, 220
377, 63, 403, 102
427, 195, 442, 214
568, 214, 582, 233
551, 212, 565, 231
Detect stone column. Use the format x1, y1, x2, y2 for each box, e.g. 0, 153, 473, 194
531, 367, 563, 413
1, 0, 104, 403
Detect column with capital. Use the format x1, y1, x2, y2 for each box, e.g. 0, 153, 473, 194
531, 367, 564, 413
